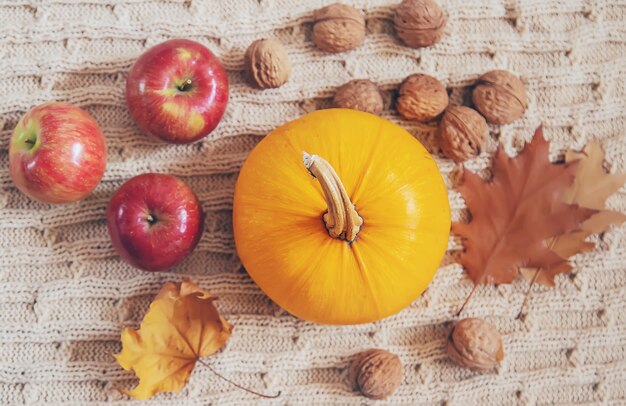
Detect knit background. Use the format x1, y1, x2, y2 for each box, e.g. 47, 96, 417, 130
1, 0, 625, 404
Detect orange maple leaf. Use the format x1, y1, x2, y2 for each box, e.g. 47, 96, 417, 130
453, 126, 594, 291
114, 279, 233, 400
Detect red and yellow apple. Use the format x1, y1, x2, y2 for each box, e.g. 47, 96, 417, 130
107, 173, 204, 272
9, 102, 107, 204
126, 39, 229, 144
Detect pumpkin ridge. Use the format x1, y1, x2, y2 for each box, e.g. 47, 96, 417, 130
349, 242, 385, 321
349, 118, 386, 205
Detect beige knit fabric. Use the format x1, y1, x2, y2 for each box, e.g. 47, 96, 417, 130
1, 0, 625, 404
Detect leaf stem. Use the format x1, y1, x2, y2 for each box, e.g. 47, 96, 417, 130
197, 359, 281, 399
456, 282, 479, 316
456, 268, 490, 316
517, 268, 540, 319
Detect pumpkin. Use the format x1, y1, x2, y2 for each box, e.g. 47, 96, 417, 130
233, 109, 450, 325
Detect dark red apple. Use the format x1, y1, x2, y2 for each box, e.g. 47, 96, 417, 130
9, 102, 106, 204
126, 39, 229, 144
107, 173, 204, 272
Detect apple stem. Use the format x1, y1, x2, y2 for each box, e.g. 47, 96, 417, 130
197, 359, 281, 399
178, 79, 193, 92
21, 133, 38, 150
146, 214, 158, 225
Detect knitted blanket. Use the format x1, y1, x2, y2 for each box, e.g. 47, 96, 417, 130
1, 0, 625, 404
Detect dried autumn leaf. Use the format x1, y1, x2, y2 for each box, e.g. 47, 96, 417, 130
582, 210, 626, 233
519, 231, 594, 286
523, 142, 626, 286
564, 141, 626, 230
453, 126, 594, 290
564, 142, 625, 208
519, 263, 572, 288
546, 231, 595, 259
114, 279, 233, 400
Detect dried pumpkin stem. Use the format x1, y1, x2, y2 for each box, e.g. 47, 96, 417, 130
303, 152, 363, 242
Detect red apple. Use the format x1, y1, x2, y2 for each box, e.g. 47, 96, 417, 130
126, 39, 229, 144
9, 102, 106, 204
107, 173, 204, 272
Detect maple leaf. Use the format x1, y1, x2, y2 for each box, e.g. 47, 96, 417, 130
521, 142, 626, 286
452, 126, 594, 293
519, 231, 594, 287
564, 142, 626, 230
114, 279, 233, 400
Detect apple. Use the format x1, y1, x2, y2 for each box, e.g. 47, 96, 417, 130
107, 173, 204, 272
126, 38, 229, 144
9, 102, 107, 204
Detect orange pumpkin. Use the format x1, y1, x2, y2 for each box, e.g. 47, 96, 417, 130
233, 109, 450, 325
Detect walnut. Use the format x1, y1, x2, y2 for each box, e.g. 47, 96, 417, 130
244, 39, 291, 89
394, 0, 447, 48
333, 79, 384, 115
447, 318, 504, 371
438, 106, 488, 162
312, 3, 366, 53
348, 349, 403, 400
472, 70, 528, 124
397, 74, 448, 122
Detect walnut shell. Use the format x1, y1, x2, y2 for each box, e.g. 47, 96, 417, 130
394, 0, 447, 48
348, 349, 403, 400
397, 74, 448, 122
312, 3, 366, 53
472, 70, 528, 124
333, 79, 384, 115
438, 106, 488, 162
447, 318, 504, 371
244, 39, 291, 89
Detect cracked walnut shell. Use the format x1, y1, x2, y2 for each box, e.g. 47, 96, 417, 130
244, 39, 291, 89
333, 79, 384, 115
348, 349, 403, 400
447, 318, 504, 371
312, 3, 366, 53
438, 106, 488, 162
472, 70, 528, 124
397, 74, 448, 122
394, 0, 447, 48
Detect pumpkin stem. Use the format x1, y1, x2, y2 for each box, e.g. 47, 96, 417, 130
303, 152, 363, 242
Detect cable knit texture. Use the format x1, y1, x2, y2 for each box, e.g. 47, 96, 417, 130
1, 0, 625, 404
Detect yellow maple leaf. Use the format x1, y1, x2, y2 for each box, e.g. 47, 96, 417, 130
114, 278, 233, 400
